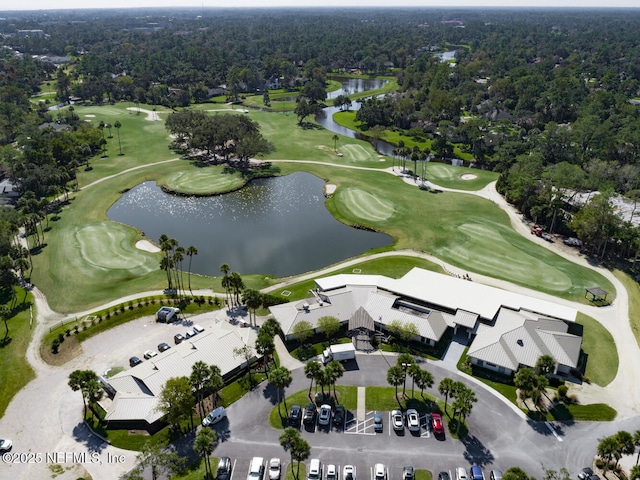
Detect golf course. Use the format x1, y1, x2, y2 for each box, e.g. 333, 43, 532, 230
27, 95, 614, 314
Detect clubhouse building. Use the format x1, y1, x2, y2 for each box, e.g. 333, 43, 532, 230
103, 320, 257, 431
269, 268, 582, 377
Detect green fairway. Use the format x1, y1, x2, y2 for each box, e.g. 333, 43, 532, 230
424, 163, 498, 191
33, 101, 615, 313
163, 166, 246, 194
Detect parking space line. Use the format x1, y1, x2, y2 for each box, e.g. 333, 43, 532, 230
230, 459, 237, 480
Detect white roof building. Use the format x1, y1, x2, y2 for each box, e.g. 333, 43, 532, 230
105, 320, 257, 425
270, 267, 580, 375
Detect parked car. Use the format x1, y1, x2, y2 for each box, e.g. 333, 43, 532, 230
143, 350, 157, 360
129, 356, 143, 367
289, 404, 302, 427
303, 403, 317, 425
185, 328, 197, 338
308, 459, 322, 480
326, 464, 339, 480
247, 457, 265, 480
318, 404, 332, 425
439, 472, 451, 480
202, 406, 227, 427
269, 458, 281, 480
374, 464, 387, 480
0, 438, 12, 452
373, 412, 383, 432
158, 342, 171, 352
489, 472, 502, 480
406, 409, 420, 432
471, 466, 484, 480
541, 232, 553, 242
193, 324, 205, 334
456, 468, 469, 480
174, 333, 184, 344
391, 410, 404, 431
431, 413, 444, 435
333, 405, 345, 426
578, 469, 594, 480
217, 457, 232, 480
403, 467, 415, 480
343, 465, 356, 480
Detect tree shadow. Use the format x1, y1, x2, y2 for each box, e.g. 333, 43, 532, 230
0, 335, 12, 348
71, 422, 109, 454
461, 434, 495, 467
262, 382, 279, 406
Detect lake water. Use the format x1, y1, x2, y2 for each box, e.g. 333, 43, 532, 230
107, 172, 392, 277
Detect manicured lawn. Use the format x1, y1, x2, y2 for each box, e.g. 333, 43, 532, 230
549, 403, 617, 422
577, 312, 618, 387
423, 163, 498, 191
613, 269, 640, 348
0, 289, 36, 419
171, 457, 219, 480
416, 470, 434, 480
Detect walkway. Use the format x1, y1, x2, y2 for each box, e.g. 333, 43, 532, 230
274, 335, 304, 371
438, 333, 468, 371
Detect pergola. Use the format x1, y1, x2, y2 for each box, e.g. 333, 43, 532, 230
585, 286, 609, 302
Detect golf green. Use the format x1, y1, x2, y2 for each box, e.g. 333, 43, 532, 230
164, 167, 246, 194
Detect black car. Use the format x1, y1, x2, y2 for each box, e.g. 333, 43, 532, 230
289, 405, 302, 427
303, 403, 317, 425
129, 356, 143, 367
333, 405, 345, 426
174, 333, 185, 345
217, 456, 232, 480
158, 342, 171, 352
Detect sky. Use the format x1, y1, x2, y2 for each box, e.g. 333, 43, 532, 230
1, 0, 639, 11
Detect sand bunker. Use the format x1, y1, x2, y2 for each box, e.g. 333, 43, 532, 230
84, 114, 96, 118
325, 184, 337, 196
136, 240, 161, 253
461, 174, 477, 180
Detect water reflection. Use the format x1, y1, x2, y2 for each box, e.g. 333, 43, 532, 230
107, 172, 392, 277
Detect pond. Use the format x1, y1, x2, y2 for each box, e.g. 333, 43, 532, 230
107, 172, 393, 278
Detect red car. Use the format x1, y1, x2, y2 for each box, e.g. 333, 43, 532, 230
431, 413, 445, 435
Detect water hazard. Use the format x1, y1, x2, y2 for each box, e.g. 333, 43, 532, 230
107, 172, 392, 277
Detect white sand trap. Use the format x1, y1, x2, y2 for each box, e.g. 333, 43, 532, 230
461, 173, 477, 180
136, 240, 161, 253
126, 107, 161, 121
84, 114, 96, 118
325, 184, 337, 195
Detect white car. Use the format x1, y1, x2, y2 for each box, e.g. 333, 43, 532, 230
0, 438, 12, 452
269, 458, 281, 480
391, 410, 404, 430
143, 350, 157, 360
343, 465, 356, 480
374, 464, 387, 480
326, 464, 339, 480
406, 408, 420, 432
456, 468, 469, 480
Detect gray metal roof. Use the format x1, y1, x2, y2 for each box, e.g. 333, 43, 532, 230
105, 320, 257, 424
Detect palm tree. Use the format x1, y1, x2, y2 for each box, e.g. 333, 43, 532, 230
114, 120, 123, 155
279, 428, 301, 473
194, 428, 216, 479
269, 366, 293, 413
438, 377, 455, 414
396, 353, 415, 396
415, 368, 434, 397
186, 245, 198, 294
106, 122, 113, 138
230, 272, 244, 307
406, 363, 421, 397
598, 435, 622, 473
332, 134, 339, 153
190, 360, 211, 420
630, 465, 640, 480
0, 305, 11, 338
243, 288, 262, 326
220, 263, 231, 307
452, 386, 476, 435
387, 365, 404, 400
633, 430, 640, 464
304, 361, 322, 398
174, 246, 185, 297
325, 361, 344, 399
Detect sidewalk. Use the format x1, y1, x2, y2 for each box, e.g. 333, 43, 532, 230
274, 335, 304, 371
